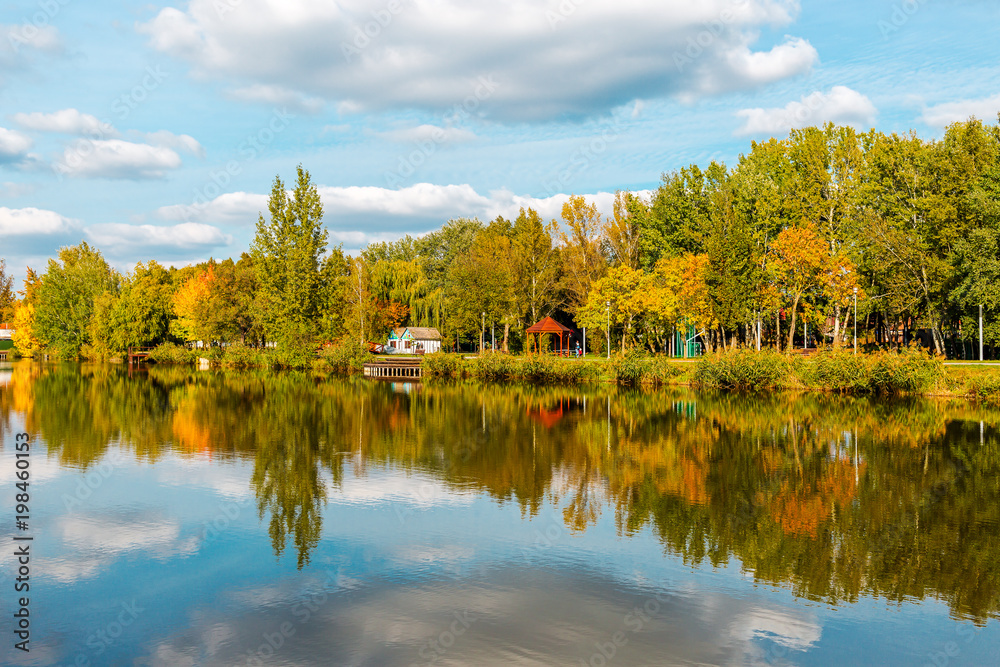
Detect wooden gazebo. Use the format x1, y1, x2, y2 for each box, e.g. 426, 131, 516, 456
526, 316, 573, 354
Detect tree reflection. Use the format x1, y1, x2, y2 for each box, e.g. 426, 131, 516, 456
3, 362, 999, 620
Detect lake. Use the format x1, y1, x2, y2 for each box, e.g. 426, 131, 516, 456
1, 362, 998, 666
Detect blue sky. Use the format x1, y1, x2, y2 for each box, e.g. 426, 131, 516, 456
1, 0, 999, 286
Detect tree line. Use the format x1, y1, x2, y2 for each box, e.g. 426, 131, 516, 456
2, 117, 999, 359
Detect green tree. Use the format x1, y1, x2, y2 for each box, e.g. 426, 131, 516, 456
34, 242, 119, 357
251, 165, 328, 345
510, 207, 561, 335
0, 259, 14, 322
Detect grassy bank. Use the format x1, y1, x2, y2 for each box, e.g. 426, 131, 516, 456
132, 342, 1000, 402
144, 340, 374, 373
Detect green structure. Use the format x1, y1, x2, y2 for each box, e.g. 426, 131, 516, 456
673, 323, 702, 358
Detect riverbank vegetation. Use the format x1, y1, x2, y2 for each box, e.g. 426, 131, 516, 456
2, 118, 1000, 367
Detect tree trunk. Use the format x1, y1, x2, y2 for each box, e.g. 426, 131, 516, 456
833, 305, 841, 348
776, 312, 781, 351
787, 294, 801, 351
502, 323, 510, 352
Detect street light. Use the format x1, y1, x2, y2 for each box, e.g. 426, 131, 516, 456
605, 301, 610, 359
853, 287, 858, 355
980, 304, 984, 361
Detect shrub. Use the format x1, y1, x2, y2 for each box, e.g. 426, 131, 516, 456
469, 351, 516, 380
806, 348, 871, 392
316, 340, 372, 373
967, 373, 1000, 403
609, 351, 648, 385
273, 342, 317, 370
693, 348, 791, 390
517, 355, 586, 383
221, 342, 271, 369
147, 342, 196, 365
422, 352, 464, 378
867, 346, 943, 394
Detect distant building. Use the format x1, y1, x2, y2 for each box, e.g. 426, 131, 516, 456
0, 323, 14, 340
386, 327, 442, 354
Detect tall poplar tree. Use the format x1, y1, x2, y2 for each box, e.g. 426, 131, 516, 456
250, 165, 328, 345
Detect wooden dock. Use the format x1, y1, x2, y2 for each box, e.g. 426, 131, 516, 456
127, 347, 155, 365
363, 357, 422, 379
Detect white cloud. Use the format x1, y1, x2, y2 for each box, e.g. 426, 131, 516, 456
0, 206, 78, 235
137, 130, 206, 157
735, 86, 877, 136
156, 191, 268, 225
226, 83, 324, 114
0, 127, 33, 162
56, 139, 183, 179
920, 93, 1000, 128
0, 23, 62, 77
86, 222, 232, 254
380, 124, 476, 145
139, 0, 817, 122
12, 108, 117, 137
158, 183, 648, 256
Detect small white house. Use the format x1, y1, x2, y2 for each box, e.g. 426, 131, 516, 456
386, 327, 442, 354
0, 323, 13, 340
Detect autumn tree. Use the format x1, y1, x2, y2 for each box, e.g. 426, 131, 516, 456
0, 259, 14, 322
559, 195, 607, 315
34, 242, 119, 357
511, 207, 561, 330
770, 224, 831, 350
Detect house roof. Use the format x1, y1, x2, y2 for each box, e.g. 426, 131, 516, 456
406, 327, 442, 340
526, 316, 573, 334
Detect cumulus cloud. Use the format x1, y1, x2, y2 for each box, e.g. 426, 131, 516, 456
56, 139, 183, 179
86, 222, 232, 256
920, 93, 1000, 128
0, 127, 33, 163
159, 183, 648, 253
12, 108, 117, 137
735, 86, 877, 136
225, 84, 324, 114
0, 206, 81, 255
137, 130, 205, 157
0, 206, 78, 236
139, 0, 817, 122
156, 191, 268, 225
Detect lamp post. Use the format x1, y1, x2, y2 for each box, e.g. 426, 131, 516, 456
980, 304, 984, 361
853, 287, 858, 355
605, 301, 610, 359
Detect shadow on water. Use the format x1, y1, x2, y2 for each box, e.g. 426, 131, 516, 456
2, 361, 1000, 623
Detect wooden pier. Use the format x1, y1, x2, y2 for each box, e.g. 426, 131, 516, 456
127, 347, 155, 364
363, 357, 423, 379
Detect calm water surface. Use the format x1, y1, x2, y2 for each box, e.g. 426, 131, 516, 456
0, 362, 998, 666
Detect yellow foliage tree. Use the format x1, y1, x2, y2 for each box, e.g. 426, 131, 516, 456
11, 301, 40, 357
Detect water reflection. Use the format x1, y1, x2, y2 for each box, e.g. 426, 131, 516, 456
2, 361, 999, 624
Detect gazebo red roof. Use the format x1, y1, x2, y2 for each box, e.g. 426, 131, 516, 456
525, 316, 573, 334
